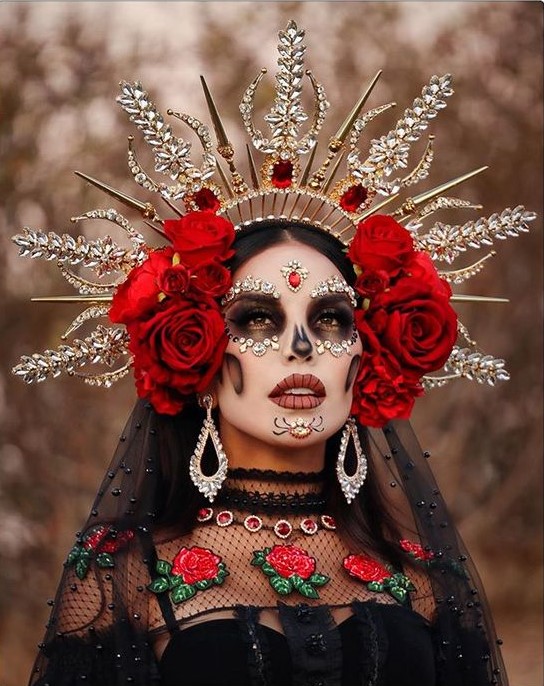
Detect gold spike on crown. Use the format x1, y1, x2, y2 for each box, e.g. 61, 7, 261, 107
11, 20, 536, 392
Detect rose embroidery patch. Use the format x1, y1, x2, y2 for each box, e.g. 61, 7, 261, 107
148, 546, 229, 604
251, 544, 330, 599
66, 525, 134, 580
343, 553, 415, 603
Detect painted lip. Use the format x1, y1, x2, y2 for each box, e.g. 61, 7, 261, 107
268, 373, 326, 409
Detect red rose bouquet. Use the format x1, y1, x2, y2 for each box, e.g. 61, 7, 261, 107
348, 215, 458, 427
109, 211, 235, 415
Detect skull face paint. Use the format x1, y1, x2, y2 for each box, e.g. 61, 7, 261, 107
217, 242, 362, 447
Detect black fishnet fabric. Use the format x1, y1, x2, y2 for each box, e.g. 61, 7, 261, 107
29, 400, 508, 686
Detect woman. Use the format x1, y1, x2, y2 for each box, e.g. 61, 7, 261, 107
17, 20, 530, 686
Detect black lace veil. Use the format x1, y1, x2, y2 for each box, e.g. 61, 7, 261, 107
29, 398, 507, 686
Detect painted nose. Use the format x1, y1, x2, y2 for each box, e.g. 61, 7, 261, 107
288, 324, 314, 360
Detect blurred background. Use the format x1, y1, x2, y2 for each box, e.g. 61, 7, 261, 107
0, 2, 542, 684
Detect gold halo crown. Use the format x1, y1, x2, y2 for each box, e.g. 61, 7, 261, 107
11, 20, 536, 393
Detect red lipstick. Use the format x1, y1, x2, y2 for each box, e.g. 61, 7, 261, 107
268, 373, 326, 410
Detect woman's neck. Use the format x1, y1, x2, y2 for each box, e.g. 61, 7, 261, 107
218, 413, 327, 474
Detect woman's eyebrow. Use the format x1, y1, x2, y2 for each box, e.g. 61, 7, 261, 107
221, 277, 281, 305
307, 292, 355, 309
223, 292, 283, 309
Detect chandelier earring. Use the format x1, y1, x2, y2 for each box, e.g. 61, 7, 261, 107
189, 393, 228, 503
336, 418, 368, 504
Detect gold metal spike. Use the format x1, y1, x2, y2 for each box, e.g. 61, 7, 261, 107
246, 145, 260, 190
450, 295, 509, 303
31, 295, 113, 303
200, 76, 249, 195
74, 171, 161, 221
322, 151, 346, 195
299, 142, 318, 188
334, 70, 382, 143
393, 166, 489, 217
143, 220, 168, 239
309, 71, 382, 191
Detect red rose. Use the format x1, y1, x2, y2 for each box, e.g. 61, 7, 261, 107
355, 269, 390, 299
343, 554, 391, 583
127, 299, 227, 414
98, 530, 135, 554
348, 215, 416, 275
369, 276, 458, 374
351, 350, 423, 428
399, 539, 434, 561
171, 546, 221, 585
163, 211, 235, 267
83, 526, 110, 551
404, 251, 451, 298
189, 259, 232, 298
109, 248, 174, 324
265, 545, 316, 580
157, 261, 191, 296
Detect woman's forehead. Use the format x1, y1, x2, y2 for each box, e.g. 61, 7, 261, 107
232, 242, 342, 286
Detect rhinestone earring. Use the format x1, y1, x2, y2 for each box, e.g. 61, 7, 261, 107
336, 418, 367, 504
189, 394, 228, 503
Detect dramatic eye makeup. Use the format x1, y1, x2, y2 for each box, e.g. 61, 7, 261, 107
307, 294, 355, 340
224, 295, 286, 340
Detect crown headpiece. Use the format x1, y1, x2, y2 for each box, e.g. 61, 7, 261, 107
12, 21, 536, 417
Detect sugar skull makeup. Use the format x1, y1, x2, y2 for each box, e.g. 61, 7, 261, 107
217, 242, 362, 447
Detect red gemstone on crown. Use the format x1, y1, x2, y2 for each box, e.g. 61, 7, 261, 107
216, 510, 234, 527
271, 160, 294, 189
339, 184, 368, 213
320, 515, 336, 530
244, 515, 263, 532
300, 518, 318, 535
193, 187, 221, 213
197, 507, 213, 522
288, 272, 301, 289
274, 520, 293, 538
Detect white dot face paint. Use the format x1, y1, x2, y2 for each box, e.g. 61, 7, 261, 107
217, 242, 362, 448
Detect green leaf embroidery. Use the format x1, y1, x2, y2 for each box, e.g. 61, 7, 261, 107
156, 559, 172, 576
260, 561, 276, 577
290, 574, 305, 591
390, 586, 407, 603
195, 579, 213, 590
367, 581, 385, 592
171, 583, 196, 604
270, 575, 293, 595
66, 546, 81, 565
309, 573, 330, 587
251, 551, 266, 566
96, 552, 114, 568
148, 577, 170, 594
75, 558, 90, 580
298, 582, 319, 599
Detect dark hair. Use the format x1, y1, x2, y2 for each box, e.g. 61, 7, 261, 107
152, 220, 404, 566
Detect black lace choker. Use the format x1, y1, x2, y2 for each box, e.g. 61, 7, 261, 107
227, 467, 326, 483
215, 467, 327, 515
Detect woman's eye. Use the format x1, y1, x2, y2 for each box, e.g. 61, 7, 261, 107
314, 310, 349, 331
229, 309, 277, 330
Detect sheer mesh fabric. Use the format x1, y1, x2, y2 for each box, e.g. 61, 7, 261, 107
29, 400, 508, 686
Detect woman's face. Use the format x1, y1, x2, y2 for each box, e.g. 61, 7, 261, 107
216, 241, 362, 447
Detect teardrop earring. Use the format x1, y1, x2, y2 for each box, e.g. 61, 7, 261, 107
336, 418, 367, 504
189, 394, 228, 503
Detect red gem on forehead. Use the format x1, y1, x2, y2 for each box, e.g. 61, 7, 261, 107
288, 271, 301, 289
271, 160, 294, 189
